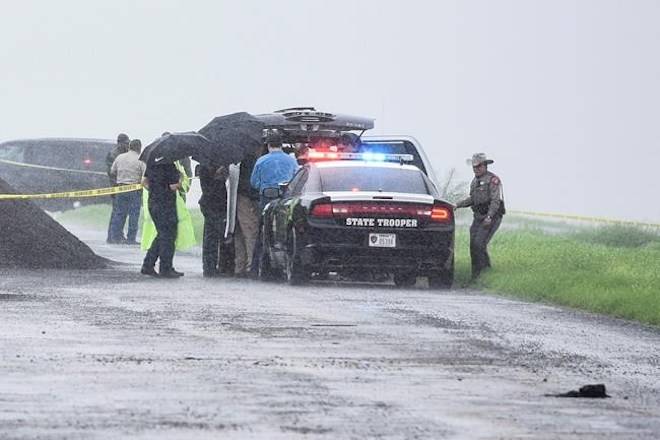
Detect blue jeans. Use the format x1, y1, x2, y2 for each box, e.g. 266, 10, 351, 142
109, 190, 142, 242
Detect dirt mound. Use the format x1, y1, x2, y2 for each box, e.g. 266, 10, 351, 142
0, 177, 106, 269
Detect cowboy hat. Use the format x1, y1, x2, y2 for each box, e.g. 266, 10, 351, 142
466, 152, 494, 166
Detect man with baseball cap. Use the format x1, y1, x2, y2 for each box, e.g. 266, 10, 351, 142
455, 153, 506, 279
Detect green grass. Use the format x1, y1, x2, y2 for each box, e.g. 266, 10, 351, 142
53, 204, 116, 228
456, 226, 660, 326
54, 204, 206, 245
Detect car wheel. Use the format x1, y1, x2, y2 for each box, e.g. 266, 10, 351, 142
428, 271, 453, 289
285, 229, 308, 285
393, 272, 417, 287
428, 255, 454, 290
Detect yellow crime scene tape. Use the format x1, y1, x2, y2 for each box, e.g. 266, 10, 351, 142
0, 158, 107, 175
1, 157, 199, 200
0, 178, 199, 200
509, 210, 660, 229
0, 183, 144, 200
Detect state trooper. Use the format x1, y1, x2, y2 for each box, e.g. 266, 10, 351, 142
455, 153, 506, 279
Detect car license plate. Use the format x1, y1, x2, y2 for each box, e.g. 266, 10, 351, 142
368, 233, 396, 248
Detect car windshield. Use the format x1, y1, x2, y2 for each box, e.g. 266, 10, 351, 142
319, 166, 429, 194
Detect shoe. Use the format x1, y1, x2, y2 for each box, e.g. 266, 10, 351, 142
159, 270, 182, 279
140, 266, 159, 277
160, 269, 184, 278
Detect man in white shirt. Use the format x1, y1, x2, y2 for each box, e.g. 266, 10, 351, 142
109, 139, 146, 244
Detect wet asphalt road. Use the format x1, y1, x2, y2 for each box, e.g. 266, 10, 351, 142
1, 226, 659, 439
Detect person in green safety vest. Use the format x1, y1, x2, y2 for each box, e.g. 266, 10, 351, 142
141, 159, 196, 256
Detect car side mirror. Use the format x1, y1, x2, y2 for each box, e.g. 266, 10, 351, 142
262, 187, 280, 199
194, 164, 200, 177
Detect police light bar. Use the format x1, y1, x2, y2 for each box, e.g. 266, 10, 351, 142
303, 150, 414, 162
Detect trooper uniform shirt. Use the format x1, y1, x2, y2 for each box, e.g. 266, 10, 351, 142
456, 171, 505, 219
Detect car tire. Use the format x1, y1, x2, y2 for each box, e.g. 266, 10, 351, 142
427, 254, 454, 289
428, 271, 453, 289
393, 272, 417, 287
428, 255, 454, 290
285, 229, 308, 285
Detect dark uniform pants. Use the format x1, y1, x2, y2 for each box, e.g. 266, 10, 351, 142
201, 205, 233, 276
143, 199, 177, 272
469, 215, 502, 278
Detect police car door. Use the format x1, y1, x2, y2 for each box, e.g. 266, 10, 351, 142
273, 167, 308, 249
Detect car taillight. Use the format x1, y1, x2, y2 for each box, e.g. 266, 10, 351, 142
310, 203, 333, 218
430, 204, 452, 223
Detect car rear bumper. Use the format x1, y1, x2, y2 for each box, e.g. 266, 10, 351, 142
299, 225, 454, 273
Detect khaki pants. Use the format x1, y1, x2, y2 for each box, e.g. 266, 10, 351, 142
234, 194, 259, 274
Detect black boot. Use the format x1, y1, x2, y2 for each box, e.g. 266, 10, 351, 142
141, 266, 159, 277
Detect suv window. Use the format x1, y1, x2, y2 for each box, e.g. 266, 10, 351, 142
24, 144, 84, 169
319, 166, 430, 194
0, 144, 26, 162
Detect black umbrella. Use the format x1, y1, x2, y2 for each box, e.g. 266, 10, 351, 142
140, 132, 212, 167
198, 112, 264, 168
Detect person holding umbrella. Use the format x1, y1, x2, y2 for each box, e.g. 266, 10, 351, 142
140, 159, 184, 279
199, 164, 234, 277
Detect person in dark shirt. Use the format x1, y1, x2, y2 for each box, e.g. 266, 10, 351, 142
198, 165, 234, 277
141, 162, 183, 278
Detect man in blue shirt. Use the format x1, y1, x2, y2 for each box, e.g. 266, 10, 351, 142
249, 132, 298, 273
250, 133, 299, 211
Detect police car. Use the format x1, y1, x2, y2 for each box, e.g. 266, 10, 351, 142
258, 152, 455, 288
256, 107, 439, 186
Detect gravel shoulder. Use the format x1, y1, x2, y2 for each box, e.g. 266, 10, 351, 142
0, 225, 659, 439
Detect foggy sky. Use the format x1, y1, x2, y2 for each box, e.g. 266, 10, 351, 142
1, 0, 659, 221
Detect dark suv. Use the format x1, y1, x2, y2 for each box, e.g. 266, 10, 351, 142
0, 138, 114, 210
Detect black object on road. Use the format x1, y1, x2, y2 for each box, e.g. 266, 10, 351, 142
547, 384, 610, 398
